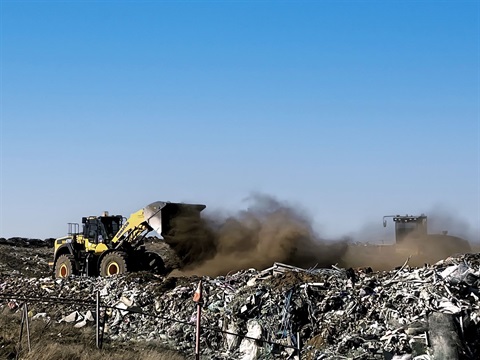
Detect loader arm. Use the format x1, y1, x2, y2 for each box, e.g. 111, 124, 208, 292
110, 208, 155, 246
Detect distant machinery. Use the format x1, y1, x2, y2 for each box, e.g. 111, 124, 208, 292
382, 214, 471, 263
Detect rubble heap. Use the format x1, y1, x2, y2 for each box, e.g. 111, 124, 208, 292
0, 238, 52, 276
2, 253, 480, 359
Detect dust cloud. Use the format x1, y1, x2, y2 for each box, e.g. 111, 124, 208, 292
425, 207, 479, 244
164, 194, 348, 277
161, 196, 477, 276
341, 209, 477, 271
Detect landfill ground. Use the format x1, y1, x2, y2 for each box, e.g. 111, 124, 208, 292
1, 238, 480, 359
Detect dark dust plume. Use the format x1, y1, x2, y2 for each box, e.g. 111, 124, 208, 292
163, 193, 347, 277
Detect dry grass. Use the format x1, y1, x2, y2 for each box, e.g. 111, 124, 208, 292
21, 343, 186, 360
0, 309, 185, 360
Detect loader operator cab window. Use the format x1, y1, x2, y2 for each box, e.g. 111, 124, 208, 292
100, 217, 121, 241
83, 220, 108, 244
84, 221, 98, 242
97, 222, 108, 243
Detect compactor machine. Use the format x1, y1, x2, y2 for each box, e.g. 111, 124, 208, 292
343, 213, 472, 270
51, 201, 205, 278
382, 214, 471, 264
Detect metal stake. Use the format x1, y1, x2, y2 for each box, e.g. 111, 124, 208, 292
195, 302, 202, 360
193, 280, 203, 360
100, 309, 107, 349
96, 290, 100, 349
297, 332, 301, 360
24, 303, 31, 352
15, 304, 25, 360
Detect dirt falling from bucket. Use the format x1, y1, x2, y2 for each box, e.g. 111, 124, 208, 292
165, 194, 348, 277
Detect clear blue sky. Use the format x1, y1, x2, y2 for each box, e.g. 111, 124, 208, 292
0, 1, 478, 241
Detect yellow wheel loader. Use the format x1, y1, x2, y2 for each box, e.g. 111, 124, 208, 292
51, 201, 205, 278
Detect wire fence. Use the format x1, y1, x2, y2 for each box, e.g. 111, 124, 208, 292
0, 289, 302, 359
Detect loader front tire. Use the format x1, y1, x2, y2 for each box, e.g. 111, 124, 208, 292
100, 251, 128, 276
55, 254, 77, 278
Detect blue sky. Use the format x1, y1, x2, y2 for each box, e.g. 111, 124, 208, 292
0, 1, 478, 241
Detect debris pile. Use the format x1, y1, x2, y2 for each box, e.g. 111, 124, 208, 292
0, 238, 52, 276
2, 254, 480, 359
0, 237, 54, 247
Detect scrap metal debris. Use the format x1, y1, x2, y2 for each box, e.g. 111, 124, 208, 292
1, 251, 480, 359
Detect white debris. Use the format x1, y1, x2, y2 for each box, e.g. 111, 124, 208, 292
239, 320, 263, 360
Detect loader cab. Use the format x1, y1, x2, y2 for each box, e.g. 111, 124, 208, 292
82, 214, 123, 243
391, 215, 427, 244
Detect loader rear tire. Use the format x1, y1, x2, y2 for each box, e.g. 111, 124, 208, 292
100, 251, 128, 276
55, 254, 77, 278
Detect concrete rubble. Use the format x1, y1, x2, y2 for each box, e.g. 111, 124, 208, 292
1, 249, 480, 359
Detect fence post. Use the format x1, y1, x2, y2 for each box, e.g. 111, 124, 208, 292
296, 332, 301, 360
193, 280, 203, 360
100, 308, 107, 348
16, 303, 25, 358
24, 303, 31, 352
96, 290, 100, 349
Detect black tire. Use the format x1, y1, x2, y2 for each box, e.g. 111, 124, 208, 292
99, 251, 128, 276
142, 251, 166, 275
54, 254, 77, 278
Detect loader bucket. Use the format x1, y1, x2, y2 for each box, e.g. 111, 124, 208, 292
143, 201, 206, 237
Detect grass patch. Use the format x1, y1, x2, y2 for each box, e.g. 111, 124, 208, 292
0, 309, 185, 360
